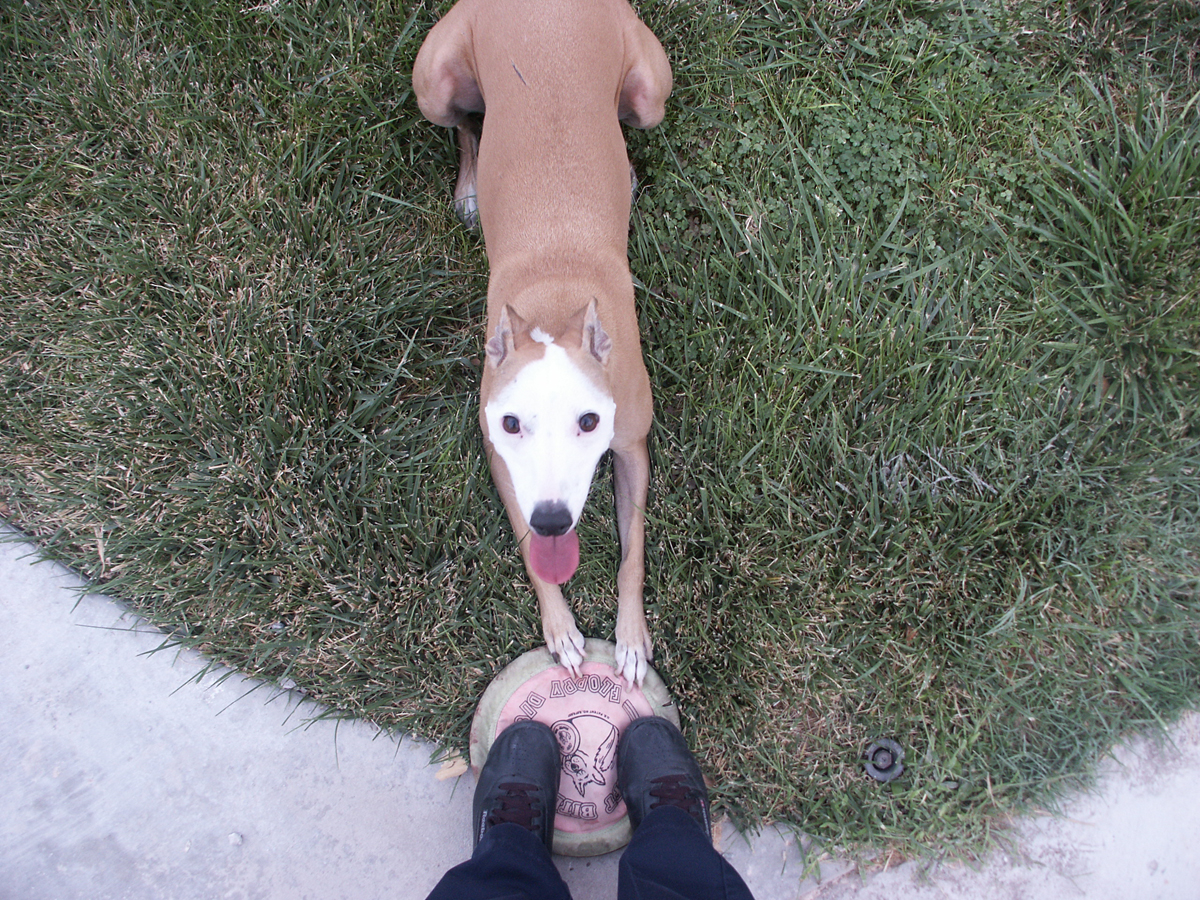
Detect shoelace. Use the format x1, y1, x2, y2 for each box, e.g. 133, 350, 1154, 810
648, 773, 705, 821
485, 781, 543, 830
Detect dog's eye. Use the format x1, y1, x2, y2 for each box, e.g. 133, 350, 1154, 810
502, 415, 521, 434
578, 413, 599, 433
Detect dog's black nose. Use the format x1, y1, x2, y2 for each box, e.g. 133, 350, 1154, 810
530, 501, 573, 537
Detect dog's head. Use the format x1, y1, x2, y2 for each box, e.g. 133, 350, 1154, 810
483, 300, 616, 584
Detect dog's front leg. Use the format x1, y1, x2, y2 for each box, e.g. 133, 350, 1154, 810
487, 446, 587, 675
521, 532, 588, 677
612, 439, 651, 686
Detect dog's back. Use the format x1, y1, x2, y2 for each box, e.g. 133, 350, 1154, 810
472, 0, 634, 272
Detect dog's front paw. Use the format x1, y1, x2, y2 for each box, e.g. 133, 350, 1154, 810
614, 623, 652, 688
546, 622, 586, 677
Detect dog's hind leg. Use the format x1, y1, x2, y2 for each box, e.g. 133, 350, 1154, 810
454, 116, 482, 229
412, 5, 486, 226
617, 14, 672, 130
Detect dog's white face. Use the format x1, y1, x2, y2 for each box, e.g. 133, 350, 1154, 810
484, 333, 616, 538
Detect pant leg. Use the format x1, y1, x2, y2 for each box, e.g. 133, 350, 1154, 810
617, 806, 756, 900
425, 822, 575, 900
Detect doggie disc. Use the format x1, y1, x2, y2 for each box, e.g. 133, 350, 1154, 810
469, 639, 678, 856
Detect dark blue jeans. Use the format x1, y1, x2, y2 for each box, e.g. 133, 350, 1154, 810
426, 806, 755, 900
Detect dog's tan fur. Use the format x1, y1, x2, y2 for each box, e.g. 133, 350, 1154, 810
413, 0, 671, 683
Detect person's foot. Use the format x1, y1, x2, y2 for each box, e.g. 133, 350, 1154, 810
617, 716, 711, 834
473, 720, 561, 851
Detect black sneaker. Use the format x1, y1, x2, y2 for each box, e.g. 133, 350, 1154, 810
617, 716, 711, 835
473, 720, 561, 851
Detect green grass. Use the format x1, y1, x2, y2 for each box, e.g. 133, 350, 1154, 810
2, 0, 1199, 858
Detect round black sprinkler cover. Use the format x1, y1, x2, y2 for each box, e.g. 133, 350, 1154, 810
864, 738, 905, 782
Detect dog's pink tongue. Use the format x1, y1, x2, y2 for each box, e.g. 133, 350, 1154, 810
529, 529, 580, 585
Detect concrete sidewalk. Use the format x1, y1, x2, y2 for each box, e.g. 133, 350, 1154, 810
2, 524, 1197, 899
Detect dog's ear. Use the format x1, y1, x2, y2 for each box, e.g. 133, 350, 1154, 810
486, 305, 528, 367
579, 298, 612, 365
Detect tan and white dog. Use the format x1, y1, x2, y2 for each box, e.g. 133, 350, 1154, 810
412, 0, 671, 685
